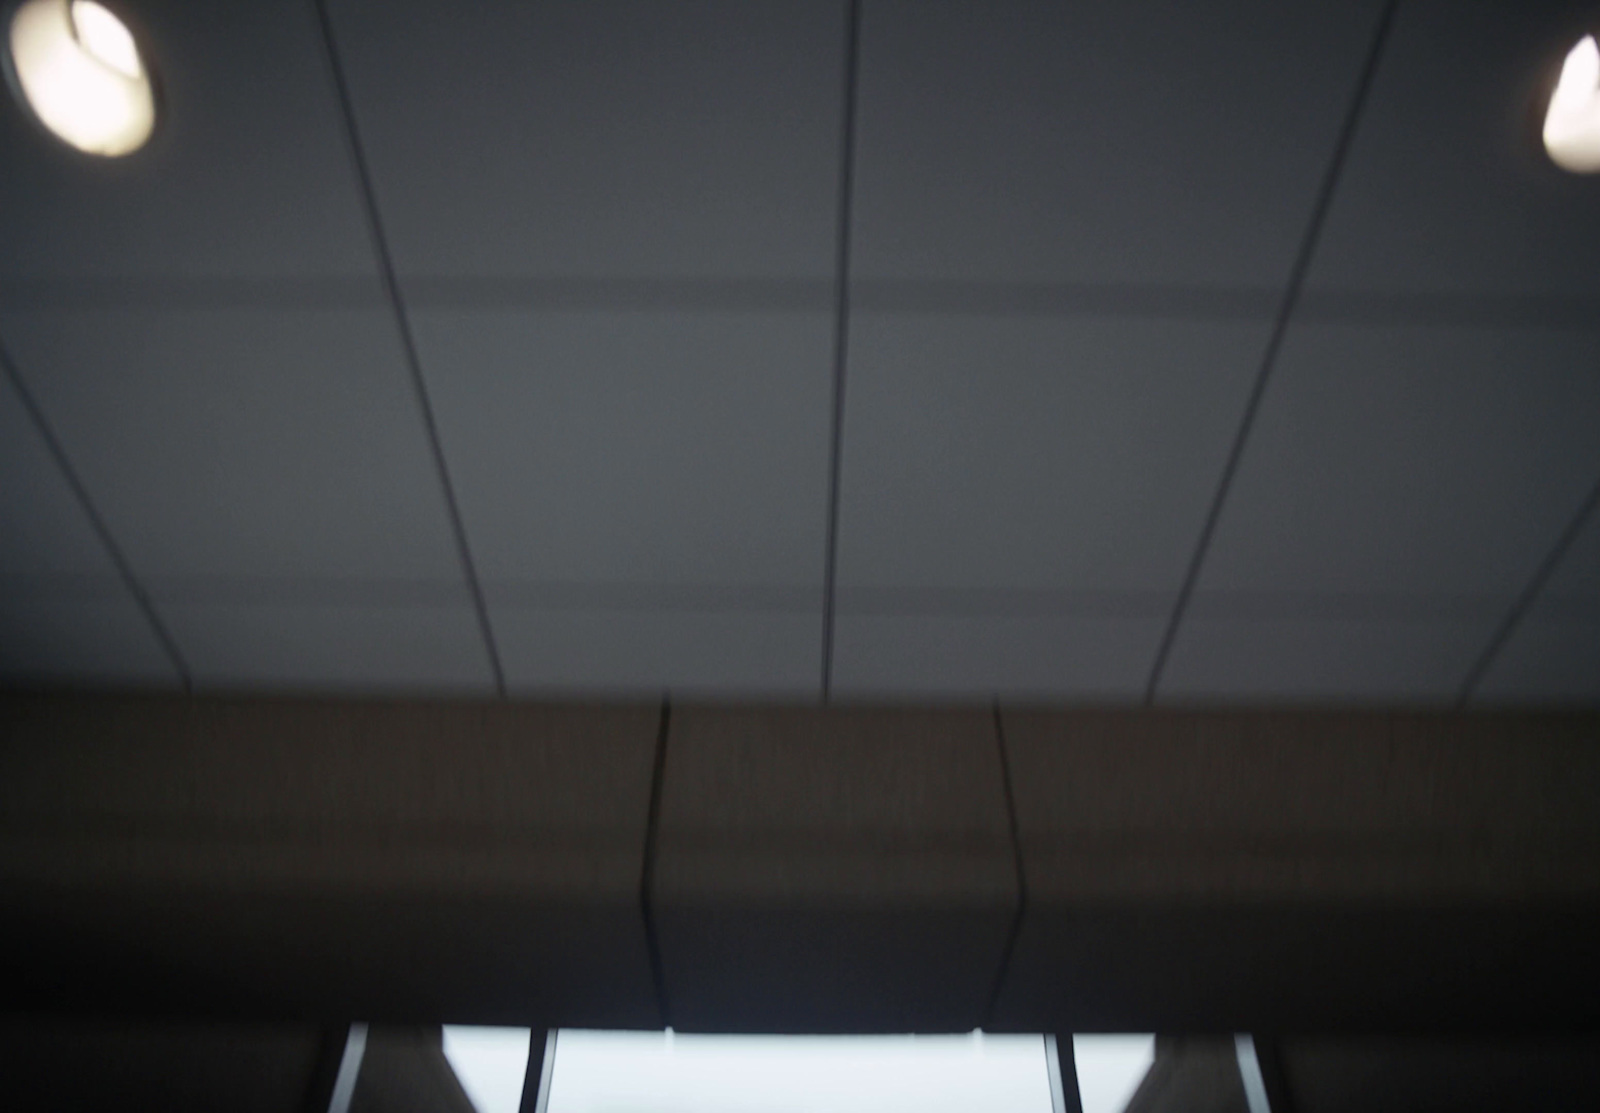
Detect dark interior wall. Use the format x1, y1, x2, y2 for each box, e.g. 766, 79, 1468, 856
0, 695, 663, 1026
2, 693, 1599, 1033
0, 1016, 327, 1113
993, 709, 1600, 1032
652, 707, 1018, 1031
0, 1020, 479, 1113
1282, 1038, 1600, 1113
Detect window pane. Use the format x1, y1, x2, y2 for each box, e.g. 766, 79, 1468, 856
545, 1030, 1053, 1113
1073, 1035, 1156, 1113
441, 1027, 531, 1113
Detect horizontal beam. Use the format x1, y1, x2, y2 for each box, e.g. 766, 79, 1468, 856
2, 693, 1597, 1030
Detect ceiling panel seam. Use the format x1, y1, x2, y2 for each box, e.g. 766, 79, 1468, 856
400, 276, 835, 315
1142, 0, 1404, 704
0, 277, 386, 313
310, 0, 506, 697
1455, 470, 1600, 706
0, 336, 192, 688
820, 0, 864, 702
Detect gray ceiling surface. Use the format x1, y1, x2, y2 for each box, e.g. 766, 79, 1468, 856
1, 0, 1596, 703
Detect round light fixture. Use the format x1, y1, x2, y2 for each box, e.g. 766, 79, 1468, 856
6, 0, 154, 156
1544, 34, 1600, 173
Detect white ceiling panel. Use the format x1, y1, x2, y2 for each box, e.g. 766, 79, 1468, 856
1159, 615, 1496, 703
493, 608, 819, 697
1475, 607, 1600, 705
164, 601, 493, 693
412, 309, 833, 590
3, 338, 173, 685
0, 0, 372, 283
0, 0, 1594, 706
1475, 508, 1600, 704
0, 369, 115, 579
832, 613, 1165, 699
1306, 0, 1600, 300
328, 0, 845, 281
0, 595, 178, 685
837, 314, 1265, 592
1, 307, 465, 583
1196, 323, 1600, 598
852, 0, 1386, 285
1537, 503, 1600, 602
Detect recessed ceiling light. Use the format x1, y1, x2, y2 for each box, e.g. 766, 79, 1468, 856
6, 0, 155, 157
1544, 34, 1600, 174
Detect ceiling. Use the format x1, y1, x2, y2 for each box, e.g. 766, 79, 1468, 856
1, 0, 1596, 704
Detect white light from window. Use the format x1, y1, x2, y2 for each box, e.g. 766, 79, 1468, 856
1073, 1034, 1156, 1113
545, 1030, 1053, 1113
1544, 35, 1600, 173
442, 1026, 532, 1113
6, 0, 155, 156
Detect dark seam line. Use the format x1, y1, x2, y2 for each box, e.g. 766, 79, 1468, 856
16, 278, 1600, 327
983, 700, 1028, 1029
1053, 1032, 1085, 1113
310, 0, 506, 697
0, 279, 387, 312
518, 1029, 555, 1113
641, 698, 673, 1029
404, 276, 836, 313
0, 339, 192, 690
820, 0, 864, 702
850, 281, 1279, 320
521, 1023, 560, 1113
10, 277, 1600, 327
1142, 0, 1403, 704
1455, 470, 1600, 706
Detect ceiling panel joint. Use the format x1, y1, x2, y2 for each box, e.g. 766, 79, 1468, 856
310, 0, 506, 696
1144, 0, 1405, 704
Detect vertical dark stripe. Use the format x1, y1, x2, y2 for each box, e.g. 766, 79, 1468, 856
519, 1029, 558, 1113
983, 701, 1028, 1027
1143, 0, 1403, 702
310, 0, 507, 696
820, 0, 864, 701
640, 698, 673, 1028
1, 341, 192, 688
1457, 471, 1600, 704
1051, 1034, 1086, 1113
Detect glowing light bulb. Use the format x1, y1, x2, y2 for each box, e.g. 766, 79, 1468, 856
6, 0, 155, 157
1544, 35, 1600, 174
72, 1, 142, 79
